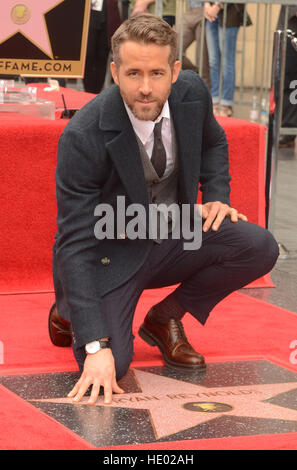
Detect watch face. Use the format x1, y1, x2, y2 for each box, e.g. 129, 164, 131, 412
86, 341, 100, 354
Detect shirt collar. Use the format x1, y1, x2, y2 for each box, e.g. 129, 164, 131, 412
124, 100, 170, 145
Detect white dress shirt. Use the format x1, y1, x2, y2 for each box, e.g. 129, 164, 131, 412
124, 101, 175, 178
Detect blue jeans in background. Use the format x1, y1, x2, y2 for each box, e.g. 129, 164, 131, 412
206, 19, 239, 107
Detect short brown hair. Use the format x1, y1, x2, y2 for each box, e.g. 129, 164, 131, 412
111, 14, 178, 67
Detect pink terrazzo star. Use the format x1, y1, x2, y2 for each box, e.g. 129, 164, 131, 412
0, 0, 64, 57
32, 369, 297, 440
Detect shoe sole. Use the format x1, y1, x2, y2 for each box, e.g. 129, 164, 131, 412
138, 324, 206, 371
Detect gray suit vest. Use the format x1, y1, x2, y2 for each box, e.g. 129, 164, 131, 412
135, 123, 179, 242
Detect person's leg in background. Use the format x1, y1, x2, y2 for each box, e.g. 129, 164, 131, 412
218, 25, 239, 116
181, 8, 199, 73
180, 7, 210, 88
206, 18, 221, 113
83, 10, 110, 94
194, 11, 210, 89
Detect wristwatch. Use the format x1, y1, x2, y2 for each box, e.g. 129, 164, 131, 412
85, 338, 111, 354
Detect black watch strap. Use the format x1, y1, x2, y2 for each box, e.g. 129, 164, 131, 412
99, 339, 112, 349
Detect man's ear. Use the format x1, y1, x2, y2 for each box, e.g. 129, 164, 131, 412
171, 60, 181, 84
110, 62, 119, 86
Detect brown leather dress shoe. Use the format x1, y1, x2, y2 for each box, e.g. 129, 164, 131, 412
138, 308, 205, 370
48, 302, 72, 347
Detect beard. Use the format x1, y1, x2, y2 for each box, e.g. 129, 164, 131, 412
120, 89, 171, 121
129, 100, 163, 121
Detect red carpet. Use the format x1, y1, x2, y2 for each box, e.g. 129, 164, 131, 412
0, 288, 297, 449
1, 88, 272, 293
0, 385, 95, 450
1, 288, 296, 374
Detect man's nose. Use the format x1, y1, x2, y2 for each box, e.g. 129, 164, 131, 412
139, 77, 152, 95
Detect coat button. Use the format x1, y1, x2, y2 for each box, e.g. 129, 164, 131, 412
101, 257, 111, 266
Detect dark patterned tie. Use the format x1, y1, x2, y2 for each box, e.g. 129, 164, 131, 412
151, 118, 167, 178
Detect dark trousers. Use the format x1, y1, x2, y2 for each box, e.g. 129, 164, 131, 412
73, 219, 279, 377
83, 11, 109, 94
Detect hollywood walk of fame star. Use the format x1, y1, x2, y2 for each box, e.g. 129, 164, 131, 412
0, 0, 65, 58
31, 369, 297, 440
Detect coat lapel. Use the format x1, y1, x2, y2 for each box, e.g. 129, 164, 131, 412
169, 84, 204, 205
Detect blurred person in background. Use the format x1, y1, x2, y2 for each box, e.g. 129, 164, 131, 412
130, 0, 176, 26
205, 3, 251, 117
84, 0, 122, 94
179, 1, 210, 88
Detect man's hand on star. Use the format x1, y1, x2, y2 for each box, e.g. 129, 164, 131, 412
202, 201, 248, 232
67, 349, 124, 405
